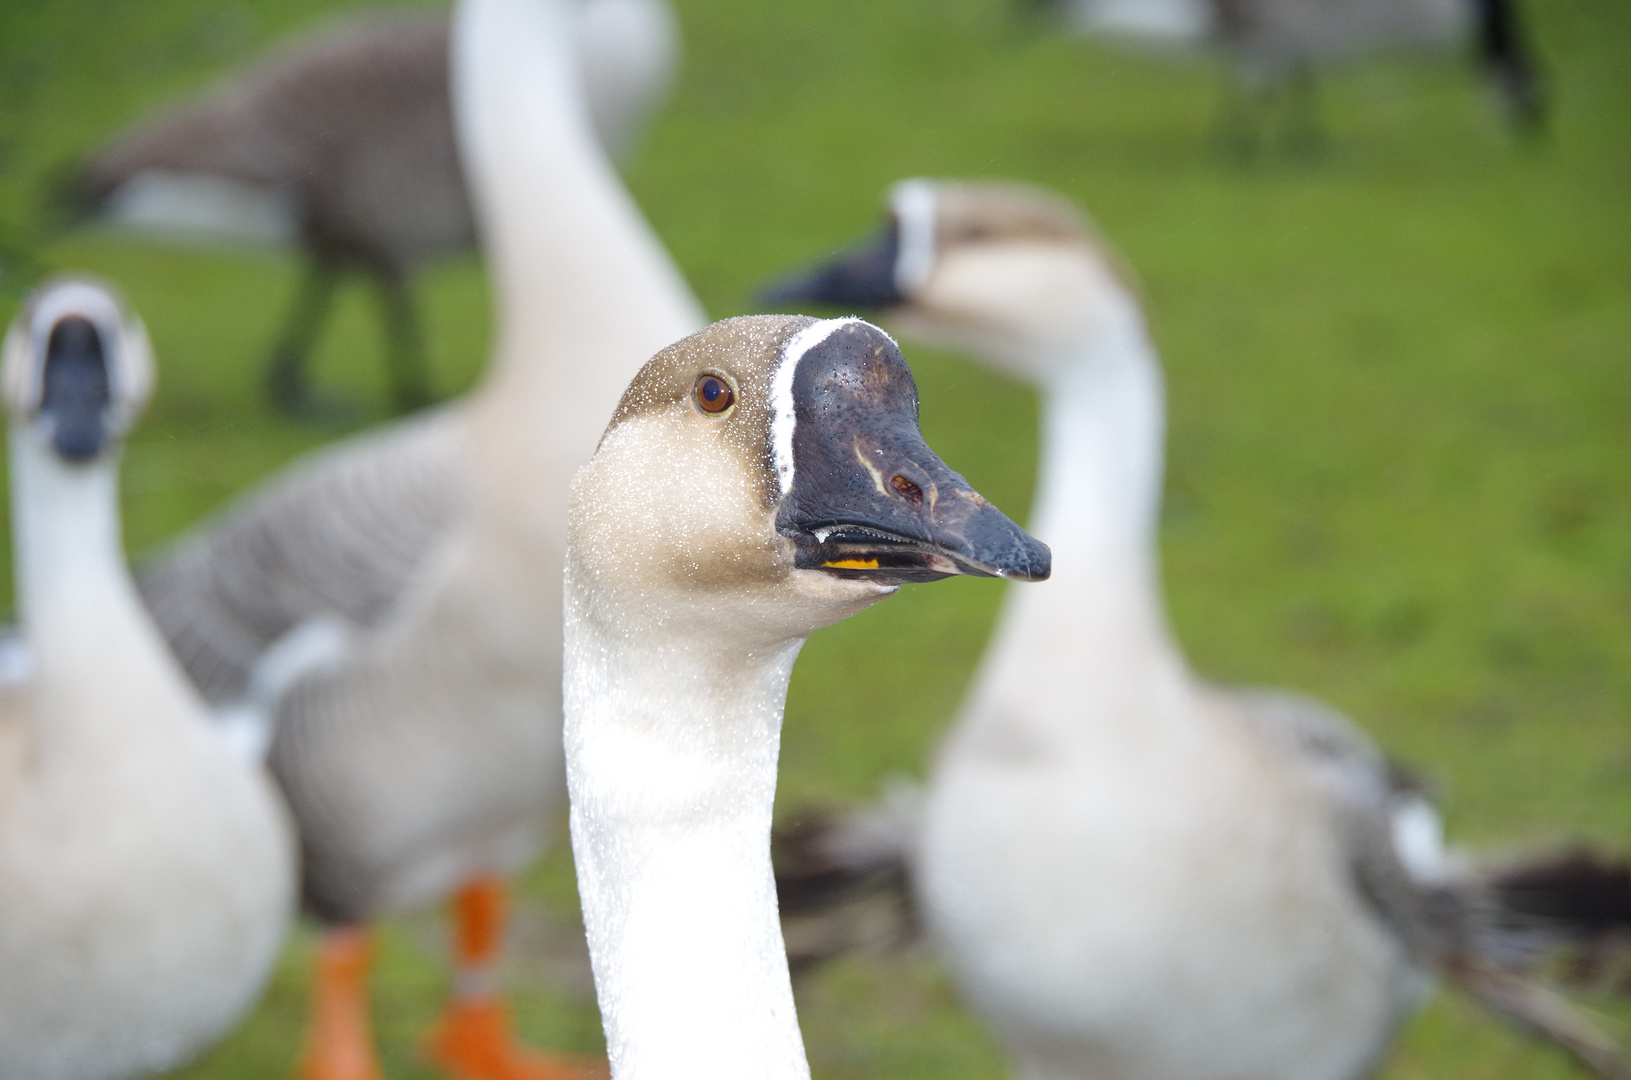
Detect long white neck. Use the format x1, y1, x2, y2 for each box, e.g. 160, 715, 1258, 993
453, 0, 704, 465
563, 571, 810, 1080
10, 431, 192, 757
960, 291, 1191, 743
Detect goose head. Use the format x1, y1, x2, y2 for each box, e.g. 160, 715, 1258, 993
2, 277, 154, 463
762, 179, 1139, 386
571, 314, 1049, 637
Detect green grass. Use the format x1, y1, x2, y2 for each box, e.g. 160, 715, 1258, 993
2, 0, 1630, 1076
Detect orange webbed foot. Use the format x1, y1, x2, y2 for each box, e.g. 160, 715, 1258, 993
424, 998, 608, 1080
299, 926, 388, 1080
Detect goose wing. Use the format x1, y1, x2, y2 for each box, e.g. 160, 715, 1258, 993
1225, 687, 1455, 943
136, 409, 466, 707
1227, 685, 1631, 1079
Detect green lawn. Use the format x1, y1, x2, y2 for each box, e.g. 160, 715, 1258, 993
2, 0, 1628, 1077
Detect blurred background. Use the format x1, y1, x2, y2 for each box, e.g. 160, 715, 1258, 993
1, 0, 1628, 1076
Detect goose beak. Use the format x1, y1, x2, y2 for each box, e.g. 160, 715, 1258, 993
773, 321, 1048, 585
40, 316, 111, 462
780, 446, 1052, 584
758, 224, 905, 312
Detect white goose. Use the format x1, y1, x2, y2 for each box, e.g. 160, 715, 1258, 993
132, 0, 702, 1074
0, 278, 295, 1079
765, 180, 1629, 1080
563, 313, 1049, 1080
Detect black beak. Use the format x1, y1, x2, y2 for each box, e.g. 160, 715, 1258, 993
758, 222, 906, 312
775, 320, 1049, 585
40, 315, 111, 462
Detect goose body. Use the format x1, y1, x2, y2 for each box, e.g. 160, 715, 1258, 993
766, 181, 1625, 1080
1040, 0, 1541, 138
564, 314, 1047, 1080
73, 0, 680, 414
134, 0, 701, 1070
0, 280, 294, 1080
910, 240, 1420, 1077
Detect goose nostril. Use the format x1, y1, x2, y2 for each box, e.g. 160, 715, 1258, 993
891, 474, 923, 507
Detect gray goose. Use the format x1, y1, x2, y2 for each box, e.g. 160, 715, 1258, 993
71, 0, 678, 417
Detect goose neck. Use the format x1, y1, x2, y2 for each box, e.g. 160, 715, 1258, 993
12, 432, 131, 639
562, 568, 811, 1080
454, 0, 703, 463
959, 300, 1189, 740
1030, 298, 1167, 579
9, 431, 183, 754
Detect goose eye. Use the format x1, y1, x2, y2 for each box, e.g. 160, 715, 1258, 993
695, 374, 735, 415
891, 474, 923, 506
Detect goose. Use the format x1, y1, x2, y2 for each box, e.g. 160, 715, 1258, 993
1034, 0, 1542, 147
762, 179, 1630, 1080
132, 0, 703, 1074
70, 0, 679, 417
564, 313, 1049, 1080
0, 278, 295, 1079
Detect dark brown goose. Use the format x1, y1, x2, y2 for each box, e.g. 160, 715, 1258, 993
71, 0, 677, 417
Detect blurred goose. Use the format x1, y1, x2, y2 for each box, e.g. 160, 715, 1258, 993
1037, 0, 1542, 146
764, 180, 1629, 1080
133, 0, 702, 1074
0, 278, 295, 1079
564, 314, 1048, 1080
71, 0, 679, 417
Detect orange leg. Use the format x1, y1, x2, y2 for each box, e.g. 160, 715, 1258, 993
424, 874, 607, 1080
299, 925, 387, 1080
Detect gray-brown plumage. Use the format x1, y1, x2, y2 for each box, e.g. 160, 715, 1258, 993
137, 409, 462, 708
70, 0, 677, 417
75, 12, 467, 416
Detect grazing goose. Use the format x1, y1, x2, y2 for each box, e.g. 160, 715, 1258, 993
71, 0, 679, 417
565, 313, 1049, 1080
763, 180, 1630, 1080
0, 278, 295, 1079
134, 0, 702, 1074
1036, 0, 1542, 147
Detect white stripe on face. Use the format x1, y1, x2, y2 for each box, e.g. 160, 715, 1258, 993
889, 179, 938, 295
769, 317, 863, 499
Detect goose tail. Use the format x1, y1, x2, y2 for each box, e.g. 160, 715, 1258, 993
1439, 846, 1631, 1080
773, 779, 924, 975
1486, 848, 1631, 990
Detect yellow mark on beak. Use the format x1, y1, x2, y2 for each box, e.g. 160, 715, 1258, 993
824, 557, 880, 570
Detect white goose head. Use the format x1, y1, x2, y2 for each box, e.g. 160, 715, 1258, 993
763, 179, 1140, 385
573, 312, 1052, 617
2, 277, 154, 463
